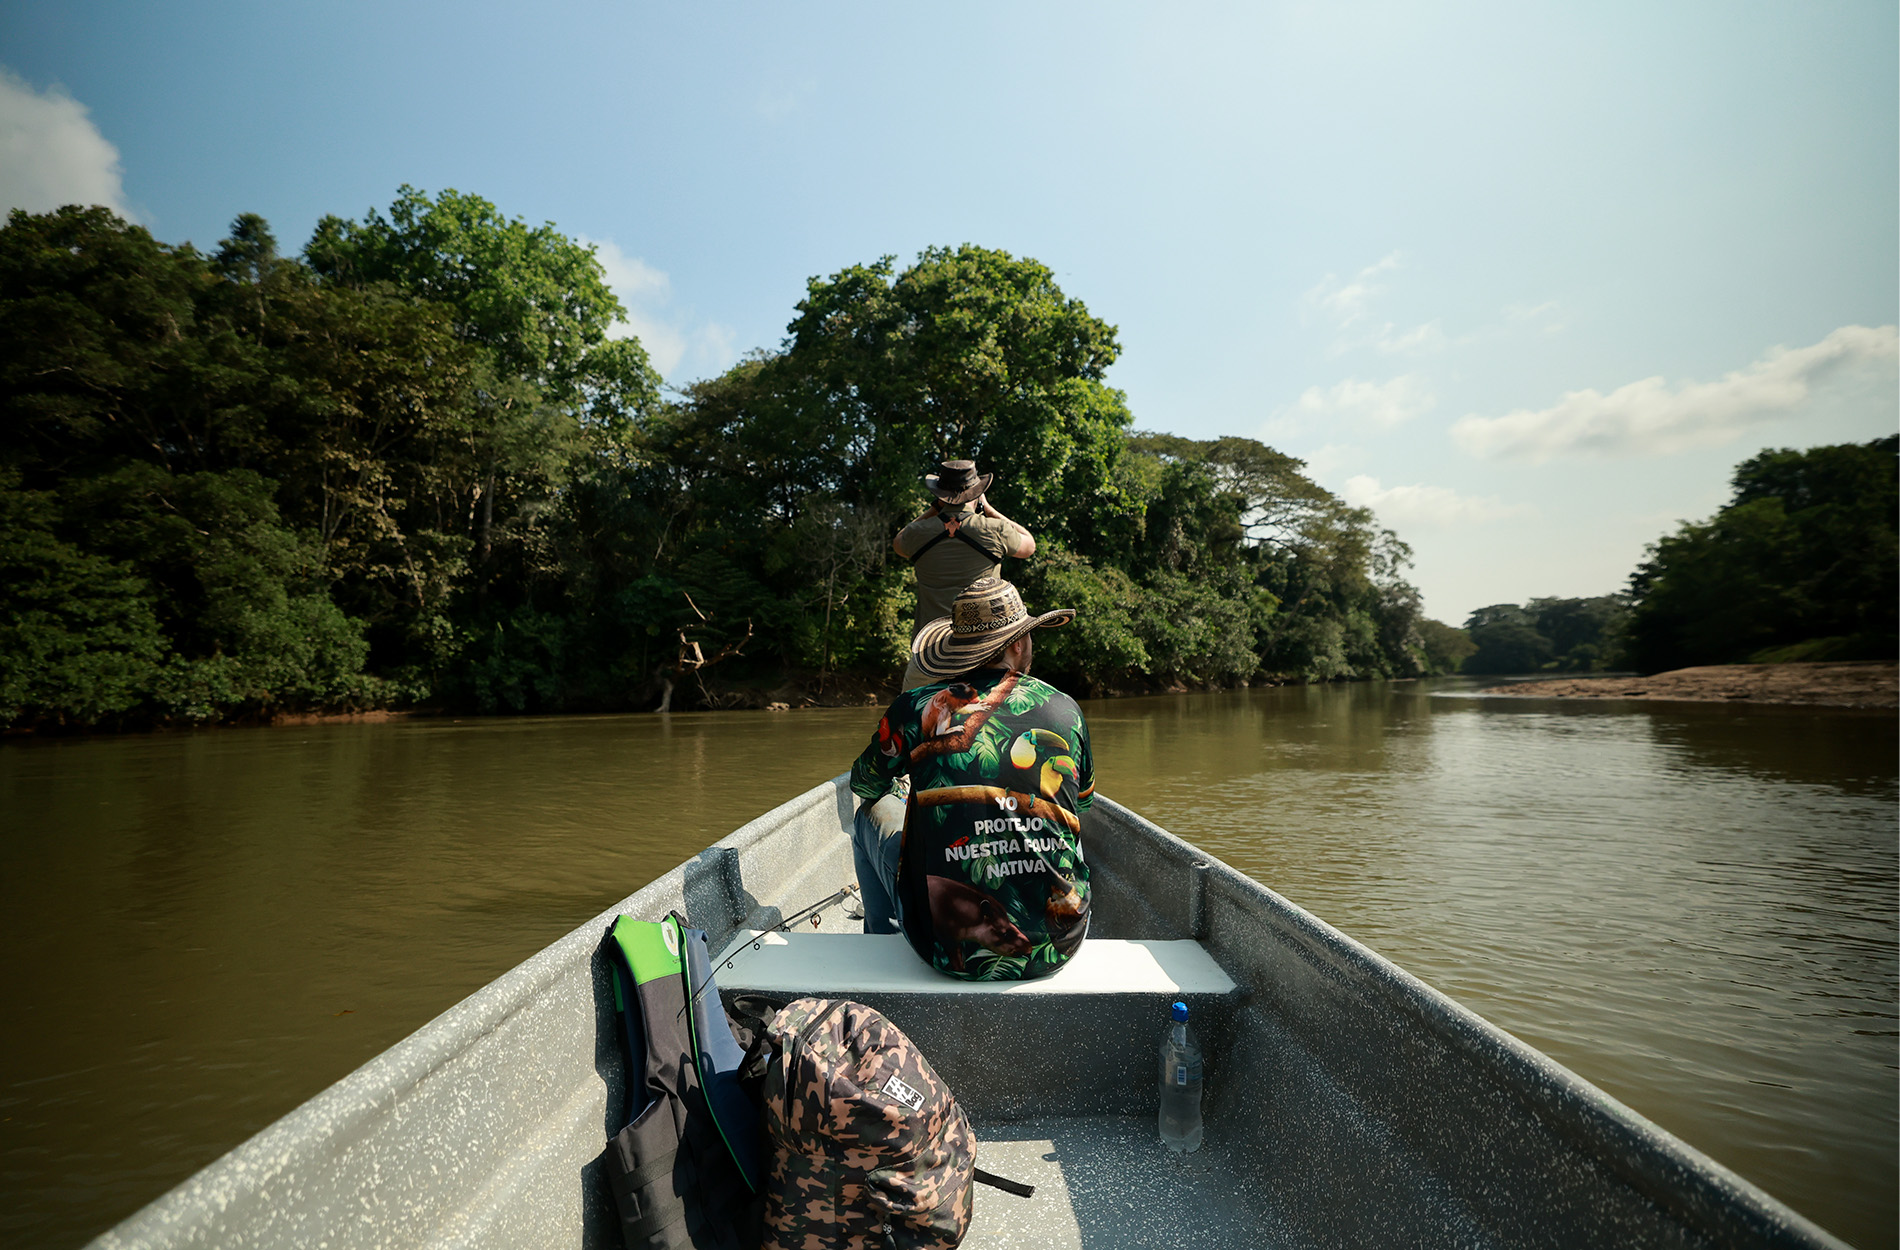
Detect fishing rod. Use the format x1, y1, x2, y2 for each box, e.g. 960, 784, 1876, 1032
716, 881, 861, 973
675, 882, 862, 1013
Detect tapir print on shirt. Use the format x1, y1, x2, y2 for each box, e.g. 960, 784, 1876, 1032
851, 667, 1094, 980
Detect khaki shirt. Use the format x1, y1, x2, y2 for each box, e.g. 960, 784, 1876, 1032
894, 510, 1023, 630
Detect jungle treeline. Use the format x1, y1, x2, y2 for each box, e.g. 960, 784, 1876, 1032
1, 192, 1451, 729
1458, 435, 1898, 675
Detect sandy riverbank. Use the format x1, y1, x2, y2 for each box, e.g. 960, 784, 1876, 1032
1480, 661, 1897, 709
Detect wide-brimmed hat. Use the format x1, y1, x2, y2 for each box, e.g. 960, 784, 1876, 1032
923, 458, 992, 506
911, 577, 1074, 680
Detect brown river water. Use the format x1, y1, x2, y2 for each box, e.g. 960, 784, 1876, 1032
2, 679, 1893, 1248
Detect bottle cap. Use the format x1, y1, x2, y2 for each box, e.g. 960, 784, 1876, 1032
1171, 1001, 1188, 1023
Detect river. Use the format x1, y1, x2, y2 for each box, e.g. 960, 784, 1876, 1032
2, 679, 1893, 1248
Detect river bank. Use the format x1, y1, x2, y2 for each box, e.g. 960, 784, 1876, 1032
1480, 661, 1898, 709
4, 666, 1320, 736
16, 661, 1891, 738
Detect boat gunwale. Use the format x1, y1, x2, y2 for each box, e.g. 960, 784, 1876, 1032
90, 779, 848, 1247
1094, 796, 1849, 1250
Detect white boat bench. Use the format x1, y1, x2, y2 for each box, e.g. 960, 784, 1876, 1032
716, 930, 1234, 996
716, 931, 1239, 1120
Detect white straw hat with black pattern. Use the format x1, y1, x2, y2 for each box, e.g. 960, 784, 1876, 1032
909, 576, 1075, 680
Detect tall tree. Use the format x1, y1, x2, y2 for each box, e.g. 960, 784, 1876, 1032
773, 246, 1128, 543
0, 206, 257, 481
305, 186, 653, 403
1623, 436, 1898, 670
303, 188, 667, 703
1416, 619, 1477, 674
1526, 596, 1628, 671
1462, 604, 1555, 674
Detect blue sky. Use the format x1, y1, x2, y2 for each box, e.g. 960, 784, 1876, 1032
3, 1, 1894, 622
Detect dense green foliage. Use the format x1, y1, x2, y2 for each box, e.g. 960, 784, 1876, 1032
1454, 437, 1899, 677
1415, 617, 1478, 674
1460, 597, 1630, 674
1622, 436, 1898, 671
1, 198, 1432, 729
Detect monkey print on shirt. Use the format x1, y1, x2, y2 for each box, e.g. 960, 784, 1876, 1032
851, 667, 1094, 981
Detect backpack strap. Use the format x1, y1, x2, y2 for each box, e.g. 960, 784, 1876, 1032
973, 1167, 1037, 1199
726, 993, 786, 1105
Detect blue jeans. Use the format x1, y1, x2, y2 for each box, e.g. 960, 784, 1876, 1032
852, 778, 909, 935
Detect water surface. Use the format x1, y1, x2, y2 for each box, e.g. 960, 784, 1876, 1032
2, 682, 1892, 1247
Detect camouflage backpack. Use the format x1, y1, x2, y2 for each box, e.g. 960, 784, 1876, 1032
744, 998, 1032, 1250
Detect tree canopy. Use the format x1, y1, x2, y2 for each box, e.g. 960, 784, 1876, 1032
1, 200, 1435, 729
1622, 436, 1897, 671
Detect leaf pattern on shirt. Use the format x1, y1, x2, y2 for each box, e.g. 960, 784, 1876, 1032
970, 726, 1001, 773
847, 668, 1094, 981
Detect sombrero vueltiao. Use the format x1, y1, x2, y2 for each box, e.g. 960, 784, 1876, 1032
910, 577, 1074, 680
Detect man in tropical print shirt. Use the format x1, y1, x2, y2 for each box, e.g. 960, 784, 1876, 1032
850, 577, 1094, 981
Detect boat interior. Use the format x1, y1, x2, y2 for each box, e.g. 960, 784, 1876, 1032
91, 776, 1842, 1250
680, 780, 1833, 1250
714, 910, 1256, 1248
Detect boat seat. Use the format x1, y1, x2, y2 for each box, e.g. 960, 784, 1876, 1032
716, 932, 1240, 1120
716, 930, 1234, 996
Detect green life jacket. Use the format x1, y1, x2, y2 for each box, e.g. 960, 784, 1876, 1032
603, 914, 762, 1250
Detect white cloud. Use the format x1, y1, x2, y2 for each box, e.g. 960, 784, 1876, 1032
1340, 475, 1527, 529
1303, 252, 1400, 327
611, 308, 688, 374
693, 322, 738, 368
1303, 254, 1463, 360
1501, 301, 1566, 337
1375, 320, 1447, 356
1294, 443, 1360, 481
588, 236, 669, 301
1505, 300, 1560, 324
1296, 374, 1436, 428
583, 235, 739, 382
1452, 325, 1899, 463
0, 68, 132, 217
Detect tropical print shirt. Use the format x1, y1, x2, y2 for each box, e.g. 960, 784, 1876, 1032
850, 667, 1094, 981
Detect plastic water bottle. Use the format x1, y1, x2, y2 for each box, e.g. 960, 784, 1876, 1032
1158, 1000, 1204, 1152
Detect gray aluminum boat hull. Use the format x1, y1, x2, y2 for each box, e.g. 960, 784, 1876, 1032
90, 777, 1845, 1249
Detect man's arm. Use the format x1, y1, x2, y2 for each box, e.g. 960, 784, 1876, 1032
976, 497, 1036, 558
1071, 707, 1094, 812
849, 706, 910, 801
892, 504, 941, 558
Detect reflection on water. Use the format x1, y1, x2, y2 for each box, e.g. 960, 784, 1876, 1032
0, 711, 882, 1248
1, 683, 1893, 1247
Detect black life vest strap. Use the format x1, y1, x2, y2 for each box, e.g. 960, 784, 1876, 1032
905, 516, 995, 564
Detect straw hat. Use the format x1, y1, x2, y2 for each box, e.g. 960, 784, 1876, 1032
910, 577, 1075, 680
923, 459, 993, 506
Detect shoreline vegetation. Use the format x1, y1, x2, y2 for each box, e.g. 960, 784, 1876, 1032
24, 659, 1893, 740
1, 665, 1322, 735
0, 194, 1470, 735
3, 190, 1894, 736
1480, 661, 1897, 710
